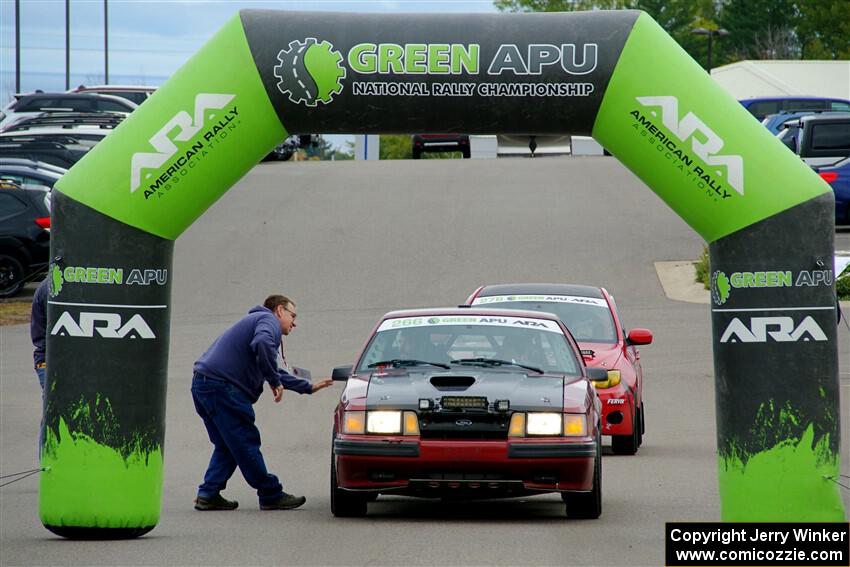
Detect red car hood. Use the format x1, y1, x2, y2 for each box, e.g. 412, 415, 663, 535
579, 343, 622, 370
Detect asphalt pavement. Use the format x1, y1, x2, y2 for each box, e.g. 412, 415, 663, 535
1, 156, 847, 566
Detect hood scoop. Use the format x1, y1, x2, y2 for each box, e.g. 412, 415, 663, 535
430, 375, 476, 391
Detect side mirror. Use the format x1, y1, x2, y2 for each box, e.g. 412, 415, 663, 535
586, 367, 609, 381
626, 328, 653, 346
332, 365, 353, 382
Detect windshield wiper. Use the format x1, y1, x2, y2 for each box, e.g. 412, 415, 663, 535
450, 358, 543, 374
367, 359, 451, 370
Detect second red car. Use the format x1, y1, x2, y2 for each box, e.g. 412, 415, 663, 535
466, 284, 652, 455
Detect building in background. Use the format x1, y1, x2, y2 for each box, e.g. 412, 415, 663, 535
711, 60, 850, 100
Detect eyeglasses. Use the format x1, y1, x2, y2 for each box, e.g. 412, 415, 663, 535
283, 307, 297, 320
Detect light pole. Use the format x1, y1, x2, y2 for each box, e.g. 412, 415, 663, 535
65, 0, 70, 90
104, 0, 109, 84
15, 0, 20, 93
691, 27, 730, 72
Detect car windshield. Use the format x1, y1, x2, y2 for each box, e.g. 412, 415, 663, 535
357, 315, 580, 375
471, 296, 618, 343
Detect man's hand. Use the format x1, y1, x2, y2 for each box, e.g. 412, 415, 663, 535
311, 378, 334, 393
271, 384, 284, 403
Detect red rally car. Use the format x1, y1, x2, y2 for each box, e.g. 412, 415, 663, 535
466, 284, 652, 455
330, 307, 603, 518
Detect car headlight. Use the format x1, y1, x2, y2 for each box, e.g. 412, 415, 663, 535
526, 413, 562, 435
508, 412, 587, 437
367, 411, 402, 434
591, 369, 621, 389
342, 410, 421, 435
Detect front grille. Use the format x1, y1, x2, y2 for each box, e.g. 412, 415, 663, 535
419, 411, 509, 440
420, 429, 508, 440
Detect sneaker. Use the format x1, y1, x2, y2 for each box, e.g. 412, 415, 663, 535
260, 492, 307, 510
194, 494, 238, 511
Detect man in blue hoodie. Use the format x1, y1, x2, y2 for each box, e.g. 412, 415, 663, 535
192, 294, 333, 511
30, 277, 49, 390
30, 276, 49, 458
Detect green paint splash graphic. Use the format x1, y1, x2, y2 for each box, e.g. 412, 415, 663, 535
718, 424, 844, 521
39, 416, 162, 528
721, 398, 837, 467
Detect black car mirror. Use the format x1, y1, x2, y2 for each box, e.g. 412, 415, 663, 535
332, 365, 353, 381
586, 367, 609, 381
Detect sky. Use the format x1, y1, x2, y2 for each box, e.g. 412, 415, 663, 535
0, 0, 498, 149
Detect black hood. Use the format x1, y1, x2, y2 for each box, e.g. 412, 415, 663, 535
365, 369, 564, 412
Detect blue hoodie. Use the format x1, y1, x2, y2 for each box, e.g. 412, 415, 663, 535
194, 306, 312, 403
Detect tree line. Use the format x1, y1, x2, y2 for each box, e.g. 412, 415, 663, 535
494, 0, 849, 65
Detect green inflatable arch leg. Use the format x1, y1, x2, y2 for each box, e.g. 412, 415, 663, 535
592, 13, 843, 521
42, 9, 843, 538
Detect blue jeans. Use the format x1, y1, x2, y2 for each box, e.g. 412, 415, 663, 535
191, 373, 284, 505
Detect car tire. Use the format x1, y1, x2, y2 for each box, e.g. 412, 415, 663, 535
0, 253, 25, 298
412, 148, 422, 160
330, 439, 368, 518
461, 148, 471, 159
564, 433, 602, 519
611, 403, 639, 455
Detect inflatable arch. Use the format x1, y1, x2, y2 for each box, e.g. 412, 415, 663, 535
41, 9, 844, 537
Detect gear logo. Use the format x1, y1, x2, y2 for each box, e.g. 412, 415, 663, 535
274, 38, 346, 107
712, 270, 730, 306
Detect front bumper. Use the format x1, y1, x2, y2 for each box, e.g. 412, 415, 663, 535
596, 387, 635, 436
334, 436, 596, 495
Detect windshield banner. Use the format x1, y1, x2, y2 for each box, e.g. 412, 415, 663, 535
472, 295, 608, 308
378, 315, 563, 334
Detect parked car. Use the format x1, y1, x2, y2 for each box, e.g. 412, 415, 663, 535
465, 284, 652, 455
68, 84, 156, 106
0, 158, 66, 189
0, 180, 51, 297
740, 96, 850, 121
0, 92, 136, 130
412, 134, 471, 159
0, 112, 123, 171
816, 158, 850, 226
761, 110, 845, 135
775, 113, 850, 224
330, 306, 602, 518
777, 113, 850, 167
0, 136, 94, 169
1, 111, 125, 134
